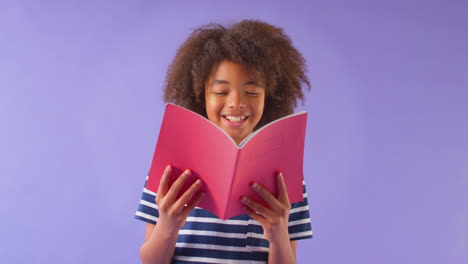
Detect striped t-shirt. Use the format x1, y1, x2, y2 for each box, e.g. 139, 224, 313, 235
135, 178, 313, 263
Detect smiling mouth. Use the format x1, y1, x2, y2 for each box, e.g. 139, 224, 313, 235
223, 115, 248, 122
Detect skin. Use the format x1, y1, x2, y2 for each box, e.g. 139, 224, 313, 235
204, 60, 265, 145
140, 61, 297, 264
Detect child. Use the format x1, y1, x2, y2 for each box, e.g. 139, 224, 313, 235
135, 20, 312, 264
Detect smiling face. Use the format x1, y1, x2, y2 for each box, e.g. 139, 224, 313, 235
205, 60, 265, 145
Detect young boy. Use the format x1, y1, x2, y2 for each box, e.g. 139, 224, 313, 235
135, 20, 312, 264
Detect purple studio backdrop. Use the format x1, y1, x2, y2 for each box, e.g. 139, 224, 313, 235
1, 1, 467, 263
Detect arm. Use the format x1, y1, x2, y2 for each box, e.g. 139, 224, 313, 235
241, 172, 298, 264
140, 166, 205, 264
140, 223, 177, 264
269, 240, 298, 264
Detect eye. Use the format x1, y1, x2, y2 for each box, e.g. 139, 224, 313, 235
246, 91, 259, 96
213, 91, 228, 95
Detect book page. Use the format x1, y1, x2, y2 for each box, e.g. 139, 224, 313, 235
225, 112, 307, 219
239, 111, 307, 148
146, 104, 239, 219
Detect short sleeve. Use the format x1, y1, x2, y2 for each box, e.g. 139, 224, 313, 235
288, 181, 313, 240
134, 176, 159, 225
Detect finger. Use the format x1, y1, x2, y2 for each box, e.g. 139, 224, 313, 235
157, 165, 172, 197
173, 179, 203, 213
164, 169, 191, 203
242, 205, 266, 225
251, 182, 283, 210
182, 191, 206, 216
241, 196, 274, 219
277, 172, 290, 205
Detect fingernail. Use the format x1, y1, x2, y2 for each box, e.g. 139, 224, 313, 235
241, 196, 248, 203
195, 179, 202, 185
251, 182, 259, 190
185, 169, 191, 175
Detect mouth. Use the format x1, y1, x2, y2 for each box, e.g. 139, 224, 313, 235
222, 115, 249, 127
223, 115, 248, 122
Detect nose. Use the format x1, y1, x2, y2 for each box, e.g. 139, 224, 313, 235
227, 91, 246, 109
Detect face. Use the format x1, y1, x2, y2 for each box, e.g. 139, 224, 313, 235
205, 60, 265, 145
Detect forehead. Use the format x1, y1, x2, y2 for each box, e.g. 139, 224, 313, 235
208, 60, 262, 81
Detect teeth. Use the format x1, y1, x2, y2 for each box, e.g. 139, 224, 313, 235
225, 116, 247, 122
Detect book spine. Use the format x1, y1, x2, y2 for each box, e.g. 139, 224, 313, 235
224, 149, 241, 219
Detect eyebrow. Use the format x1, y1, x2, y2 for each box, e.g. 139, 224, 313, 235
211, 80, 230, 86
210, 80, 260, 86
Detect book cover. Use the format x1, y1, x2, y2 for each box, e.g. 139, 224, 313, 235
146, 103, 307, 220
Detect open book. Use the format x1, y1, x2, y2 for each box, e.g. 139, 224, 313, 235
146, 103, 308, 220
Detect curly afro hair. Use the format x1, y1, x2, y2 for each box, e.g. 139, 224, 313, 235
163, 19, 311, 130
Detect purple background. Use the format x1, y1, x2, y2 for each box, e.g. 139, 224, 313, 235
1, 1, 467, 263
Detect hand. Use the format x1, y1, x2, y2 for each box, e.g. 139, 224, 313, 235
155, 165, 205, 234
241, 172, 291, 244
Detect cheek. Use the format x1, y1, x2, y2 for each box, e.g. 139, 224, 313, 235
255, 98, 265, 118
205, 101, 220, 119
256, 107, 265, 122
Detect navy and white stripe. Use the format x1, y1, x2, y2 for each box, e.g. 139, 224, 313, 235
135, 177, 312, 263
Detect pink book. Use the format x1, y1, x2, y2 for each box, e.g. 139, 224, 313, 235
146, 103, 308, 220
